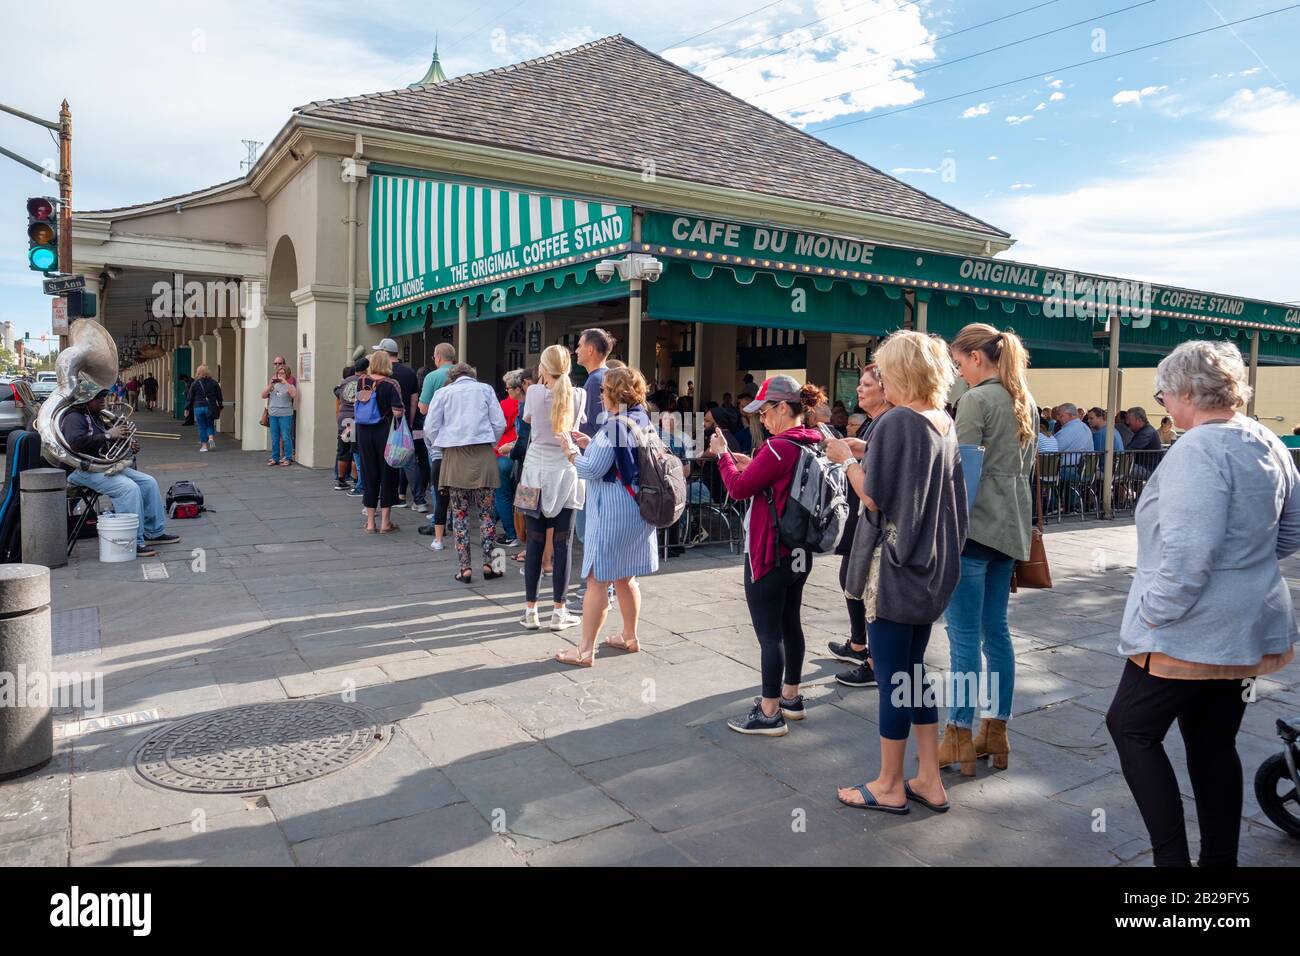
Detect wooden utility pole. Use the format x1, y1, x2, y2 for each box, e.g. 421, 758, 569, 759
58, 100, 72, 287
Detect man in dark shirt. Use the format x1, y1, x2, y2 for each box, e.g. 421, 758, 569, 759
1125, 405, 1163, 479
1126, 407, 1161, 451
1114, 409, 1134, 447
575, 328, 613, 438
574, 328, 614, 551
375, 337, 425, 509
62, 390, 179, 557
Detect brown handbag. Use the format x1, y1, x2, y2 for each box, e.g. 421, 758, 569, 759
260, 406, 270, 428
1012, 457, 1053, 590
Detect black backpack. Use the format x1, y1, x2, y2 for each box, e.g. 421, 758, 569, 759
762, 437, 850, 555
165, 480, 205, 517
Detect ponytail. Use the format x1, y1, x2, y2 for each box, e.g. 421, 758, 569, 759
952, 323, 1035, 447
540, 344, 576, 436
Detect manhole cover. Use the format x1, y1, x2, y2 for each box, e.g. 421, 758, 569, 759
131, 701, 385, 793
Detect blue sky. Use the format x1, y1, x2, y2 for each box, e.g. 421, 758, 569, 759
1, 0, 1297, 343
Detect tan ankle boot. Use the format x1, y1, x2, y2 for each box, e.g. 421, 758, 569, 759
981, 718, 1011, 770
936, 723, 976, 776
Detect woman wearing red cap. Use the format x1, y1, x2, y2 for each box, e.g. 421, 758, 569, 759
709, 375, 827, 737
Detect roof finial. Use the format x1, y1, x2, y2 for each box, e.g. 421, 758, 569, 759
410, 34, 448, 88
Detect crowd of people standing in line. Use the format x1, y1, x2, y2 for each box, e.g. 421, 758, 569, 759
315, 324, 1295, 867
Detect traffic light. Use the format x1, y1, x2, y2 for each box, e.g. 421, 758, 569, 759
26, 197, 58, 273
66, 289, 96, 318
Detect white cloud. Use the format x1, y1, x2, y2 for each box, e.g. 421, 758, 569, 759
1010, 183, 1035, 190
489, 26, 598, 60
1113, 84, 1168, 107
987, 155, 999, 160
891, 166, 937, 174
1033, 102, 1047, 111
1050, 91, 1066, 102
1241, 66, 1262, 76
995, 87, 1300, 303
1046, 77, 1063, 89
962, 102, 990, 118
1005, 114, 1034, 125
664, 0, 937, 127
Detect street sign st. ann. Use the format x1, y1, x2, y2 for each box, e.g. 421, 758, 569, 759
43, 274, 85, 296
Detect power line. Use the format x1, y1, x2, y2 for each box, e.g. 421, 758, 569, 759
811, 2, 1300, 132
657, 0, 789, 53
781, 0, 1152, 116
705, 0, 925, 79
452, 0, 531, 46
752, 0, 1061, 100
690, 0, 893, 71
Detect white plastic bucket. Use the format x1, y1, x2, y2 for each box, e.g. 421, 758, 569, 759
97, 512, 139, 563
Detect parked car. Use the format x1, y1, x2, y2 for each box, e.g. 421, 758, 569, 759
30, 371, 57, 403
0, 378, 38, 438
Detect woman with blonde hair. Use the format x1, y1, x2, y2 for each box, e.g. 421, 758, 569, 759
935, 323, 1037, 774
187, 364, 224, 453
518, 345, 587, 630
826, 331, 967, 812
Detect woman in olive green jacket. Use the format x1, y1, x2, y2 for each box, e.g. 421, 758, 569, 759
937, 324, 1037, 774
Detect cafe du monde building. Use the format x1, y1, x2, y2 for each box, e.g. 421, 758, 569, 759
73, 35, 1300, 469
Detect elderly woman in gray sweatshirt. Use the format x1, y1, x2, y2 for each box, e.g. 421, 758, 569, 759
1106, 340, 1300, 868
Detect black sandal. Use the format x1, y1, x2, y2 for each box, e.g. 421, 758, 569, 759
482, 564, 504, 580
454, 569, 472, 584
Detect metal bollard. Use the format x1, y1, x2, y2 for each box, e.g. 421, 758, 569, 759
20, 468, 68, 569
0, 564, 53, 779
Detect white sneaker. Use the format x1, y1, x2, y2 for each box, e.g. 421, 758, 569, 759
548, 606, 579, 631
430, 539, 445, 551
198, 445, 208, 453
520, 607, 541, 630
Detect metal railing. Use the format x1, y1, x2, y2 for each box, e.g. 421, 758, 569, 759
658, 457, 746, 558
1033, 450, 1166, 521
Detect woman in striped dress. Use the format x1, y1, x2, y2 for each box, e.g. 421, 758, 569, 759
555, 366, 659, 667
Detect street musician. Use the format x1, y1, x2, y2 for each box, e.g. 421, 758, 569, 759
61, 389, 180, 558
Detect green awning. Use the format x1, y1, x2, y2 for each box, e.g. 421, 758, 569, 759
390, 310, 427, 337
647, 260, 903, 334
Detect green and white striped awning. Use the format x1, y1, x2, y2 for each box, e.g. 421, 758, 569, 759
369, 174, 632, 322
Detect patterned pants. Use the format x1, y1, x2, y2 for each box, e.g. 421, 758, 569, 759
450, 487, 497, 572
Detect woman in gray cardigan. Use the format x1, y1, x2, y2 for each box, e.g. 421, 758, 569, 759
828, 331, 968, 814
1107, 340, 1300, 867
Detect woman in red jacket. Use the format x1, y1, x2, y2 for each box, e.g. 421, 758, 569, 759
709, 376, 827, 737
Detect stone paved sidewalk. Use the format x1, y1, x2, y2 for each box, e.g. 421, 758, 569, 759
2, 413, 1297, 866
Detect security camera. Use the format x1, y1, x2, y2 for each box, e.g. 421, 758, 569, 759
639, 256, 663, 283
594, 260, 618, 283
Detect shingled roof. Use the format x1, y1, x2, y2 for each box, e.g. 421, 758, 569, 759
297, 35, 1008, 240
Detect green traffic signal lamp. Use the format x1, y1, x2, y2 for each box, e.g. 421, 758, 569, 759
26, 196, 58, 274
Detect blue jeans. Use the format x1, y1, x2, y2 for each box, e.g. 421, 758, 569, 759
353, 451, 364, 494
194, 405, 215, 444
68, 467, 166, 547
269, 414, 294, 462
943, 553, 1017, 727
494, 455, 515, 536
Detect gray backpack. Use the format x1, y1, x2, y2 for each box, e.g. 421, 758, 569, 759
613, 416, 687, 529
764, 438, 850, 554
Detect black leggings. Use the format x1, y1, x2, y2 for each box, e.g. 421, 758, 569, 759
744, 556, 810, 699
356, 423, 398, 509
1106, 658, 1249, 867
525, 508, 574, 605
429, 458, 451, 527
839, 552, 866, 648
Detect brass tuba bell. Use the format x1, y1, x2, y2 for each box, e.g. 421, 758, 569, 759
37, 319, 137, 476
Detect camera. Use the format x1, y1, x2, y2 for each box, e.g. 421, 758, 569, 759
639, 256, 663, 283
594, 259, 618, 283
